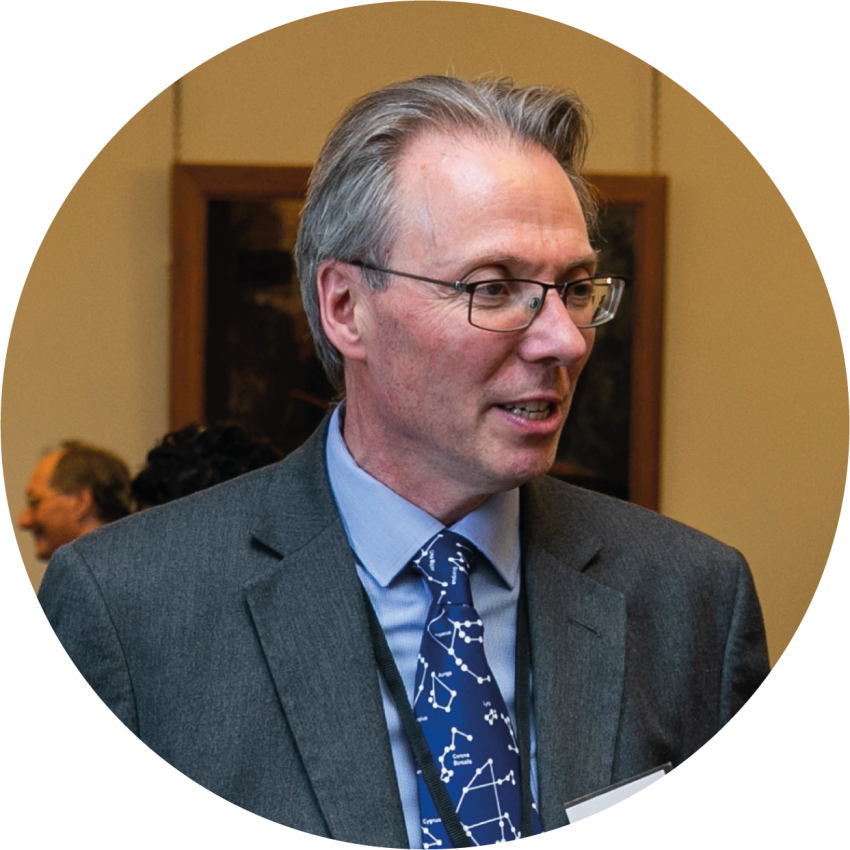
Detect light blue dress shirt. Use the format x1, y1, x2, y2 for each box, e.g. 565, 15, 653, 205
325, 405, 538, 848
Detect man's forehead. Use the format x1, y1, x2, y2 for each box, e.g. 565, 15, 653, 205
397, 128, 541, 180
395, 128, 580, 216
392, 128, 589, 268
31, 451, 63, 487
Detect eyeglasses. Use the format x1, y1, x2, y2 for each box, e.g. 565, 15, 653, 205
24, 489, 63, 512
350, 261, 630, 332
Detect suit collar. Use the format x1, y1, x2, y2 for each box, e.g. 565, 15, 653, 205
249, 415, 340, 559
520, 475, 605, 573
521, 478, 627, 829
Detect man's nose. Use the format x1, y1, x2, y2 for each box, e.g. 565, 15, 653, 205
19, 507, 33, 529
519, 289, 591, 364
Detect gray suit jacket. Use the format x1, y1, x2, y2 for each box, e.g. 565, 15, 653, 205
39, 419, 768, 846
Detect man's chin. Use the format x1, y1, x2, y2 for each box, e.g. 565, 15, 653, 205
489, 447, 559, 491
34, 541, 52, 561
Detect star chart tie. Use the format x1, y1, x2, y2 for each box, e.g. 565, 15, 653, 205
411, 530, 541, 848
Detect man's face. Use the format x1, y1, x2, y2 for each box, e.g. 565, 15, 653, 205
18, 452, 82, 560
344, 131, 597, 519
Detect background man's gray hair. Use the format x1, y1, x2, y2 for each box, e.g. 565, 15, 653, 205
295, 75, 596, 392
50, 440, 132, 523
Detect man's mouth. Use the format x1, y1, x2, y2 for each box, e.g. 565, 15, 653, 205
498, 400, 554, 421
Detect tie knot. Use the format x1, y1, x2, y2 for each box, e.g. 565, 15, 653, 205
412, 530, 477, 607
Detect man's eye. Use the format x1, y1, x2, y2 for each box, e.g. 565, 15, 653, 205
567, 282, 594, 303
478, 281, 512, 298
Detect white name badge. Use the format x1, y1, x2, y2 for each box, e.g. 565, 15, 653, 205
564, 763, 672, 823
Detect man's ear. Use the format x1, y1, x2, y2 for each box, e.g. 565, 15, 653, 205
68, 487, 96, 524
316, 260, 370, 363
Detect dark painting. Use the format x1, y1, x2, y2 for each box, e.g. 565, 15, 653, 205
205, 199, 333, 456
554, 208, 635, 499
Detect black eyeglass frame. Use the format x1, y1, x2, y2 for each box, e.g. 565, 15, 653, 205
349, 260, 631, 332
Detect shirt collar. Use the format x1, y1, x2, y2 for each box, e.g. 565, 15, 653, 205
325, 405, 520, 589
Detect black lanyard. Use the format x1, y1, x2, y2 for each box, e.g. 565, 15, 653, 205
360, 571, 535, 847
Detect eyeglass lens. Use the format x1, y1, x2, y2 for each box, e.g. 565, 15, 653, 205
468, 279, 622, 331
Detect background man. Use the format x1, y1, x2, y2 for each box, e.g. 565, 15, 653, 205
20, 440, 131, 561
39, 76, 769, 847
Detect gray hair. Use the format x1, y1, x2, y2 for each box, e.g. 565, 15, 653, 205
51, 440, 132, 523
295, 75, 596, 392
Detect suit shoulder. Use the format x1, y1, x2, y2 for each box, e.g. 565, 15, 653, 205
524, 475, 744, 566
72, 461, 277, 551
52, 426, 338, 597
73, 423, 334, 557
522, 477, 761, 644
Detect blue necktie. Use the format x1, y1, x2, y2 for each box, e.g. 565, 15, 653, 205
411, 530, 541, 847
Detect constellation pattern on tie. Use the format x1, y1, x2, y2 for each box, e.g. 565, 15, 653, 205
437, 727, 473, 782
456, 759, 519, 844
433, 734, 521, 843
483, 706, 520, 754
411, 530, 541, 847
422, 825, 443, 850
425, 607, 491, 684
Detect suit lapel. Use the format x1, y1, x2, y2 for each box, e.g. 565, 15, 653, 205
244, 422, 408, 847
521, 480, 627, 830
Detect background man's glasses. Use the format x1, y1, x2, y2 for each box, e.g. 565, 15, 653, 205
350, 261, 630, 332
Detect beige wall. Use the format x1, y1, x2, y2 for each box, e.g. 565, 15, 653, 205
3, 3, 845, 665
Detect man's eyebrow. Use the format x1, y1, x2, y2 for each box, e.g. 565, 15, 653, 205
562, 251, 600, 274
541, 250, 599, 280
465, 250, 601, 277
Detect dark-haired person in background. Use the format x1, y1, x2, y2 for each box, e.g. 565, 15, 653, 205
131, 423, 282, 510
19, 440, 131, 561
